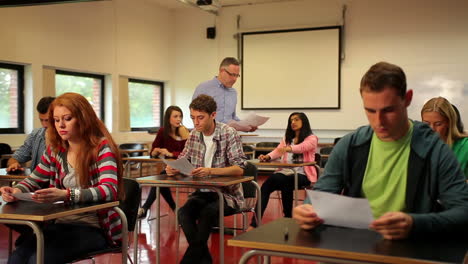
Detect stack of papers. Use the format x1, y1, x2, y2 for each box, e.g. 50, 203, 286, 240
306, 190, 374, 229
228, 112, 269, 131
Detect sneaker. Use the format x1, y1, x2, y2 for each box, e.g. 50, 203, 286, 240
137, 208, 148, 219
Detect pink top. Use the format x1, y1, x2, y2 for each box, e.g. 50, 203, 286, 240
268, 134, 318, 183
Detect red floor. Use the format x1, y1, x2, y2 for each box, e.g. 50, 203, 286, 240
0, 175, 315, 264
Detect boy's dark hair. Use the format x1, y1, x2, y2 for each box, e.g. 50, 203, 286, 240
360, 62, 407, 98
36, 96, 55, 114
190, 94, 217, 115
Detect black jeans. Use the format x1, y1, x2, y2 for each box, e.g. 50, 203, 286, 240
141, 187, 176, 211
251, 172, 310, 227
178, 191, 236, 264
8, 223, 108, 264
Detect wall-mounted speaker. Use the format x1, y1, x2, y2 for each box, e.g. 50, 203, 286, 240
207, 27, 216, 39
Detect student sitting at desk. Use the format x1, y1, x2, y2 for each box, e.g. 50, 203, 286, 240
249, 112, 318, 229
138, 105, 190, 218
421, 97, 468, 178
166, 94, 245, 264
293, 62, 468, 240
0, 92, 123, 264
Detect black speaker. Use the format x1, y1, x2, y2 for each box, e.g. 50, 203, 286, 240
207, 27, 216, 39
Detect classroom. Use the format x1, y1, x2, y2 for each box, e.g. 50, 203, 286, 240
0, 0, 467, 263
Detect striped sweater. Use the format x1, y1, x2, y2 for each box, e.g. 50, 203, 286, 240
14, 139, 123, 246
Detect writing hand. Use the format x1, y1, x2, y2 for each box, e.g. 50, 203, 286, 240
370, 212, 413, 240
6, 162, 24, 173
293, 204, 323, 230
258, 155, 271, 162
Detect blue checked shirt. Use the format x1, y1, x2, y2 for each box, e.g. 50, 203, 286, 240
193, 77, 240, 124
179, 121, 246, 209
12, 127, 47, 171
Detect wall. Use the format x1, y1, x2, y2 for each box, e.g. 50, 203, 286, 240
172, 0, 468, 143
0, 0, 175, 147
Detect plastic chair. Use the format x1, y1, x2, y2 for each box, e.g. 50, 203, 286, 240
242, 145, 254, 160
254, 141, 279, 159
119, 143, 147, 177
69, 178, 142, 264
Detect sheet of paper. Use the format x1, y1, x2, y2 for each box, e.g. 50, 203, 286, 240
162, 157, 195, 176
228, 112, 270, 131
13, 192, 35, 202
306, 190, 374, 229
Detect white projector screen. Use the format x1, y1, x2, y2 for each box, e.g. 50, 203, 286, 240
241, 26, 341, 109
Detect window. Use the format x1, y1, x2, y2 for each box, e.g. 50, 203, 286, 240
55, 70, 105, 120
128, 79, 164, 131
0, 63, 24, 134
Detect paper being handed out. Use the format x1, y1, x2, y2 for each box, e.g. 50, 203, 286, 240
162, 157, 195, 176
306, 190, 374, 229
228, 112, 269, 131
13, 192, 35, 202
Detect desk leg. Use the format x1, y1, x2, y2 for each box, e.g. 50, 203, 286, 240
156, 186, 161, 264
252, 181, 262, 226
114, 207, 128, 264
215, 189, 224, 264
0, 220, 44, 264
294, 171, 298, 207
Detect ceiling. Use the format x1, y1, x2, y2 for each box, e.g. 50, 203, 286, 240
146, 0, 298, 10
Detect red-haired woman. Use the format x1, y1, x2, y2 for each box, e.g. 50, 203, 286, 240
0, 92, 123, 264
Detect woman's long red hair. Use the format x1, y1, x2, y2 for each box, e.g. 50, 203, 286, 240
47, 92, 123, 198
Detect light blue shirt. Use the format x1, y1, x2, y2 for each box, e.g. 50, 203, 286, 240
12, 127, 47, 171
192, 77, 240, 124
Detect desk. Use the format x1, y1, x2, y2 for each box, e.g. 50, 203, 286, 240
122, 156, 165, 178
0, 200, 126, 264
249, 159, 316, 206
229, 218, 468, 264
0, 168, 30, 182
137, 174, 261, 264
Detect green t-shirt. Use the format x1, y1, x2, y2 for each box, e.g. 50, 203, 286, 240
362, 122, 413, 219
452, 137, 468, 179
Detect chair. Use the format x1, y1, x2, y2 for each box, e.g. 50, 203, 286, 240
231, 161, 259, 235
119, 143, 148, 177
242, 145, 254, 160
0, 143, 12, 168
254, 141, 279, 160
70, 178, 142, 264
319, 146, 333, 167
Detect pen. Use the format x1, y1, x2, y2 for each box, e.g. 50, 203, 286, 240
284, 227, 289, 241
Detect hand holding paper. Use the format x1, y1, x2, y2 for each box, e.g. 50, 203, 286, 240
306, 190, 374, 229
228, 112, 269, 132
163, 157, 195, 176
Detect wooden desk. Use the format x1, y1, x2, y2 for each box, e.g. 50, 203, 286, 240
229, 218, 468, 264
0, 200, 126, 264
0, 168, 30, 182
137, 175, 260, 264
122, 156, 165, 178
249, 159, 316, 206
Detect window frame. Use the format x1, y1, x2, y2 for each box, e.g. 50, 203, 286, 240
55, 69, 105, 121
128, 78, 164, 132
0, 62, 25, 134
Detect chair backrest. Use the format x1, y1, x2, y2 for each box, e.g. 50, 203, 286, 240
0, 143, 12, 168
314, 153, 321, 165
256, 142, 279, 148
120, 178, 141, 232
319, 146, 333, 155
242, 162, 258, 204
242, 145, 254, 159
119, 143, 147, 157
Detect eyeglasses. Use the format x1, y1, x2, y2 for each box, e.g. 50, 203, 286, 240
223, 68, 241, 78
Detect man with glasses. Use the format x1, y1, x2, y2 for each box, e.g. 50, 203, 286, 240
193, 57, 257, 132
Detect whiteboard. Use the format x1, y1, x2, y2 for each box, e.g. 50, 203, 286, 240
241, 26, 341, 110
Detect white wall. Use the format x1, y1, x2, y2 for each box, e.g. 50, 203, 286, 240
172, 0, 468, 143
1, 0, 467, 147
0, 0, 175, 146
